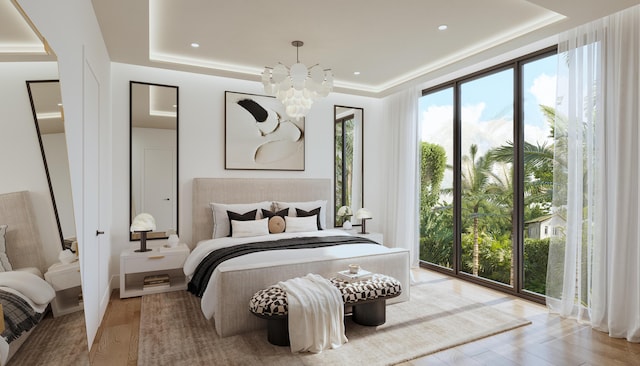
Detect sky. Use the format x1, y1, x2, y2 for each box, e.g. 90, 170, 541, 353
419, 53, 557, 169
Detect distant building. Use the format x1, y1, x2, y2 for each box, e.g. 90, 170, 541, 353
525, 214, 565, 239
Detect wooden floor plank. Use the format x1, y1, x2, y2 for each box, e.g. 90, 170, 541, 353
91, 324, 135, 366
91, 269, 640, 366
472, 350, 522, 366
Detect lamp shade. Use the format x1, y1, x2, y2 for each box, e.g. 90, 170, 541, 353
355, 208, 372, 220
130, 213, 156, 232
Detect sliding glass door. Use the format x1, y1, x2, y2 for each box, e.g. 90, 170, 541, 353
460, 68, 514, 286
419, 88, 454, 269
521, 53, 557, 296
419, 48, 557, 301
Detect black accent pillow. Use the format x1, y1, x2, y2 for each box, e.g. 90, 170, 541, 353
261, 208, 289, 219
295, 207, 322, 230
227, 209, 257, 237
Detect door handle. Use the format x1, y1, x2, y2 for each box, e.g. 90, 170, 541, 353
164, 198, 170, 201
96, 230, 105, 236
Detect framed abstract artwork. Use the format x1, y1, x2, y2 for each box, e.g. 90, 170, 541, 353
225, 91, 305, 170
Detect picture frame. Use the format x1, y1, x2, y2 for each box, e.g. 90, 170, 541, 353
225, 91, 305, 171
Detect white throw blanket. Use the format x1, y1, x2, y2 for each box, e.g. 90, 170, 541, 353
278, 273, 347, 353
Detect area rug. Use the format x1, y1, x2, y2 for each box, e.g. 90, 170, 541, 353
138, 283, 530, 365
7, 311, 89, 366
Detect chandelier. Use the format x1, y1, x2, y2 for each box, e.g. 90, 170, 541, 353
262, 40, 333, 120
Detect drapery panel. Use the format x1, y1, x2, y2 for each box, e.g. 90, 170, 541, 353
547, 5, 640, 342
383, 87, 420, 270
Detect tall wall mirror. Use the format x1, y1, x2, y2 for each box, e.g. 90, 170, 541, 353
130, 81, 179, 241
26, 80, 76, 250
334, 105, 364, 227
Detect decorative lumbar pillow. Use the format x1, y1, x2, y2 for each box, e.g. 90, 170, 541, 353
231, 218, 269, 238
0, 225, 12, 272
261, 208, 288, 219
295, 207, 322, 230
268, 216, 286, 234
274, 200, 327, 229
227, 209, 258, 237
210, 201, 272, 238
284, 215, 318, 233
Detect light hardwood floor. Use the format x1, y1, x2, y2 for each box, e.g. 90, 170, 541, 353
89, 269, 640, 365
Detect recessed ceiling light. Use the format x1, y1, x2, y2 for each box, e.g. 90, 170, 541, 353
354, 71, 361, 75
190, 42, 200, 48
438, 25, 448, 31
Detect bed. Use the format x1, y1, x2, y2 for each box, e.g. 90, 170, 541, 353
186, 178, 410, 337
0, 191, 56, 365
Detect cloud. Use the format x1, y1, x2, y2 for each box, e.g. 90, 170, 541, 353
530, 73, 557, 108
421, 102, 516, 163
420, 73, 557, 191
528, 73, 556, 145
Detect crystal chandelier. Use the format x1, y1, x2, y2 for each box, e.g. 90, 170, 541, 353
262, 41, 333, 120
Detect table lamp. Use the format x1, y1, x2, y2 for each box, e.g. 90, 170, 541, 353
355, 208, 372, 234
130, 213, 156, 252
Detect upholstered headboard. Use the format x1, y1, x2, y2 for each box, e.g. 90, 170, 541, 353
192, 178, 332, 245
0, 191, 45, 272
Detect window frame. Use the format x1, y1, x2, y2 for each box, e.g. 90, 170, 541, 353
419, 46, 558, 304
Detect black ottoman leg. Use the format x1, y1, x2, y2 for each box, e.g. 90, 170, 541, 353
267, 317, 290, 346
352, 300, 386, 326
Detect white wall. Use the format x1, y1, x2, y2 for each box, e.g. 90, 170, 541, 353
0, 62, 62, 268
110, 62, 386, 278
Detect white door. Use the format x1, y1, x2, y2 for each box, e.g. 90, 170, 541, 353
82, 60, 101, 347
142, 147, 175, 231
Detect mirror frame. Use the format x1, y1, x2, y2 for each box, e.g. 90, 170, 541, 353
26, 79, 68, 250
129, 81, 179, 241
333, 105, 364, 228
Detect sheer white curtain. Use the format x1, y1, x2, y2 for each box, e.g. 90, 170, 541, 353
547, 5, 640, 342
383, 87, 420, 269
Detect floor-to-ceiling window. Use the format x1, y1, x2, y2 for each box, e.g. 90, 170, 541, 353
460, 68, 515, 286
419, 87, 454, 269
419, 47, 557, 302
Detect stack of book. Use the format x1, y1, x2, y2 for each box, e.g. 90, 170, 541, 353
337, 268, 373, 283
143, 274, 170, 291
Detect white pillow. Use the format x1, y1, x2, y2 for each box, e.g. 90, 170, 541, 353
285, 215, 319, 233
274, 200, 327, 229
0, 225, 12, 272
0, 270, 56, 305
231, 218, 269, 238
210, 201, 272, 238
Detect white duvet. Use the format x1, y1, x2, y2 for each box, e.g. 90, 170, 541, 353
0, 270, 56, 365
183, 229, 389, 320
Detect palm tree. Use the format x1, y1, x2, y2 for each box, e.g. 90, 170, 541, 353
493, 105, 563, 203
461, 144, 498, 276
491, 140, 554, 206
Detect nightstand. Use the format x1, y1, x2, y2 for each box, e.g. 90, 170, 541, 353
120, 243, 190, 298
44, 261, 83, 317
341, 229, 384, 245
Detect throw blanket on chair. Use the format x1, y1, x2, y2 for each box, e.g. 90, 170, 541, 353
278, 273, 347, 353
0, 289, 43, 343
